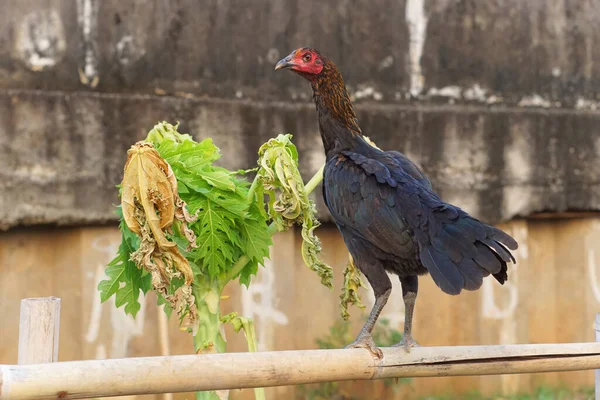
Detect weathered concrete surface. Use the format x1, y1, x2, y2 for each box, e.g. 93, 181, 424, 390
2, 0, 600, 107
0, 0, 599, 229
422, 1, 600, 107
1, 89, 599, 230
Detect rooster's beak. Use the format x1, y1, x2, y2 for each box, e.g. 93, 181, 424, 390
275, 52, 296, 71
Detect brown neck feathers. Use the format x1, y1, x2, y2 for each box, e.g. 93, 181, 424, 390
311, 62, 362, 135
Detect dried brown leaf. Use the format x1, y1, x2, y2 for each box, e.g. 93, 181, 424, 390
121, 141, 199, 326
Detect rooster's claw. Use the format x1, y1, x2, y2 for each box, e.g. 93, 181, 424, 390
345, 334, 383, 359
392, 336, 420, 353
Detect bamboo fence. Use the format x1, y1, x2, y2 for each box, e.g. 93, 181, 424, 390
1, 297, 600, 400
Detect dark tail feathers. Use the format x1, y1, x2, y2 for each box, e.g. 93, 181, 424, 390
419, 216, 518, 296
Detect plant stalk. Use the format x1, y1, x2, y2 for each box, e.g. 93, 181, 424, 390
304, 164, 324, 195
193, 280, 227, 400
195, 164, 325, 399
241, 319, 265, 400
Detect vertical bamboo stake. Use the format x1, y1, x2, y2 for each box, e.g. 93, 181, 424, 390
18, 297, 61, 364
594, 313, 600, 400
158, 305, 174, 400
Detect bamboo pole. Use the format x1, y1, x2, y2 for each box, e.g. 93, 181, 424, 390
157, 305, 174, 400
17, 297, 61, 365
2, 343, 600, 399
596, 313, 600, 400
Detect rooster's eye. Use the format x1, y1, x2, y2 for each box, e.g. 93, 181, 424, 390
303, 54, 312, 62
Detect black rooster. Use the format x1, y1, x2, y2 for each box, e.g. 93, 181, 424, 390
275, 48, 518, 357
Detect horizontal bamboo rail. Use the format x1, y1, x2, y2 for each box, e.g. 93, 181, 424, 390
2, 343, 600, 399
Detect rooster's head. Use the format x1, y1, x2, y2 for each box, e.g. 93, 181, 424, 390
275, 48, 326, 81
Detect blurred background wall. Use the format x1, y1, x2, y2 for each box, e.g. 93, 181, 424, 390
1, 0, 600, 399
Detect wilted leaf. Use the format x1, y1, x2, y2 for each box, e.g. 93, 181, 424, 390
256, 134, 333, 289
340, 254, 366, 320
121, 141, 199, 327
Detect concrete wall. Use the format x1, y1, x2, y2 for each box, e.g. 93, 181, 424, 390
1, 0, 599, 230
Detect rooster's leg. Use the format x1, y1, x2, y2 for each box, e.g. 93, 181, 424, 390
345, 263, 391, 359
393, 275, 420, 353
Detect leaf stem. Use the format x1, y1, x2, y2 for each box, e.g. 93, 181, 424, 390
246, 172, 261, 203
226, 164, 325, 282
304, 164, 324, 195
243, 319, 265, 400
225, 254, 250, 282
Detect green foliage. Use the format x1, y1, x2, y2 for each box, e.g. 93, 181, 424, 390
255, 134, 333, 289
98, 210, 151, 317
152, 122, 272, 284
99, 124, 332, 323
99, 122, 273, 318
419, 386, 594, 400
100, 122, 331, 400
